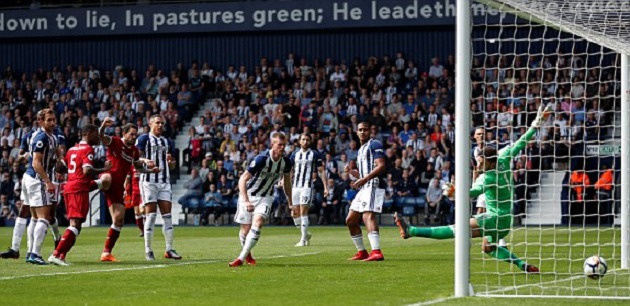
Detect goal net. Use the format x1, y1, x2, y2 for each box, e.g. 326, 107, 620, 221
468, 0, 630, 299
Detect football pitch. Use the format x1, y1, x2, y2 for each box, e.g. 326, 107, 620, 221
0, 225, 628, 306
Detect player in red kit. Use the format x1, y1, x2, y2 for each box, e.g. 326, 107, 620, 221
126, 166, 145, 237
48, 124, 112, 266
98, 118, 159, 262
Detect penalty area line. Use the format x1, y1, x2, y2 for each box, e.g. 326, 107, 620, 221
0, 252, 320, 281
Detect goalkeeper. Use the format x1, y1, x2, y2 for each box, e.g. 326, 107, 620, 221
394, 104, 550, 274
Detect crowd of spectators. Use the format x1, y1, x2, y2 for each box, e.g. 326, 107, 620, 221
176, 50, 620, 226
0, 48, 621, 227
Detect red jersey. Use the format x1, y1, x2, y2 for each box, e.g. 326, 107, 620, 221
106, 136, 140, 178
131, 166, 140, 192
65, 141, 95, 193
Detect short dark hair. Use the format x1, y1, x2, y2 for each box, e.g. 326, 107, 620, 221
82, 124, 98, 135
122, 123, 138, 134
357, 121, 371, 128
482, 146, 497, 164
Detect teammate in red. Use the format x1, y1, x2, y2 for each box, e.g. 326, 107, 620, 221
48, 124, 112, 266
126, 166, 145, 237
98, 118, 158, 262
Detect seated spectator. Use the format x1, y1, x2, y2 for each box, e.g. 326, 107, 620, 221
177, 168, 203, 211
395, 169, 417, 209
202, 184, 224, 226
424, 177, 444, 225
384, 178, 396, 212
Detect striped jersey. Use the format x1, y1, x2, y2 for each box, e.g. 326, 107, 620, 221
290, 149, 322, 189
135, 133, 174, 183
25, 129, 59, 180
245, 152, 293, 197
357, 139, 386, 189
20, 127, 65, 153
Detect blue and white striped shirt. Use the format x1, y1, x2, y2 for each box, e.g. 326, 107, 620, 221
136, 133, 174, 184
290, 149, 322, 189
357, 139, 386, 189
25, 129, 59, 180
246, 152, 293, 197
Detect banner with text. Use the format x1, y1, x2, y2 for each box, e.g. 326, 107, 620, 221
586, 140, 621, 156
0, 0, 510, 38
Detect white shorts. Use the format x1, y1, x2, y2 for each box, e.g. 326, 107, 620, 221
23, 174, 52, 207
233, 195, 273, 224
350, 187, 385, 213
476, 194, 486, 208
140, 182, 172, 204
20, 176, 27, 205
50, 183, 62, 203
292, 187, 312, 206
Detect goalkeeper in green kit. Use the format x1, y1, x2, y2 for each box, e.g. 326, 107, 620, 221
394, 104, 551, 274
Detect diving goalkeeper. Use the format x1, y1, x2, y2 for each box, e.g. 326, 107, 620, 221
394, 104, 551, 274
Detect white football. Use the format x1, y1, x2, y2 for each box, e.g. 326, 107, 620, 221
583, 255, 608, 279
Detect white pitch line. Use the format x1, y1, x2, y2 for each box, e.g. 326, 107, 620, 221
405, 269, 623, 305
481, 268, 620, 295
0, 252, 320, 281
404, 296, 459, 306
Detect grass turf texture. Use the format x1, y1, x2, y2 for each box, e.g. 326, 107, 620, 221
0, 225, 628, 305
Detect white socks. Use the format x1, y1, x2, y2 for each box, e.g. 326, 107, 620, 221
293, 217, 301, 230
32, 218, 49, 256
49, 217, 60, 241
27, 218, 36, 253
144, 213, 157, 253
367, 232, 380, 250
239, 233, 246, 246
10, 217, 27, 252
162, 213, 174, 251
300, 216, 310, 242
238, 227, 260, 260
351, 234, 365, 251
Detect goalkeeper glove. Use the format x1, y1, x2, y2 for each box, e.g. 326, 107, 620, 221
531, 103, 553, 129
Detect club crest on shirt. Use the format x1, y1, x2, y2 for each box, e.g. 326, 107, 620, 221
36, 141, 43, 148
249, 160, 256, 168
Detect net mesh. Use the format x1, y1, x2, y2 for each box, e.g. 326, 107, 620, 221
470, 0, 629, 298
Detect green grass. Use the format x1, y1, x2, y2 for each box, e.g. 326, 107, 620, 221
0, 225, 628, 305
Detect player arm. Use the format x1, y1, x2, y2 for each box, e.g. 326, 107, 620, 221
318, 165, 329, 194
32, 152, 52, 185
167, 139, 176, 170
83, 163, 110, 176
99, 117, 114, 146
283, 173, 293, 207
508, 127, 537, 158
17, 149, 28, 163
132, 158, 159, 173
238, 171, 253, 203
362, 157, 386, 182
469, 176, 484, 198
124, 174, 131, 191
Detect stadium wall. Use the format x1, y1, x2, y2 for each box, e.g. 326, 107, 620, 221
0, 27, 455, 75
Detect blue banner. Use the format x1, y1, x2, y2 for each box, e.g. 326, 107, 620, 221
0, 0, 510, 38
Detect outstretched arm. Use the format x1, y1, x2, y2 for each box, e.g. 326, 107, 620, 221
509, 103, 552, 158
99, 117, 115, 146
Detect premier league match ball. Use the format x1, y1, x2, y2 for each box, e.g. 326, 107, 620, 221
583, 255, 608, 280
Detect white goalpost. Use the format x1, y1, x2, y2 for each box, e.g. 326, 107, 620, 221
455, 0, 630, 299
